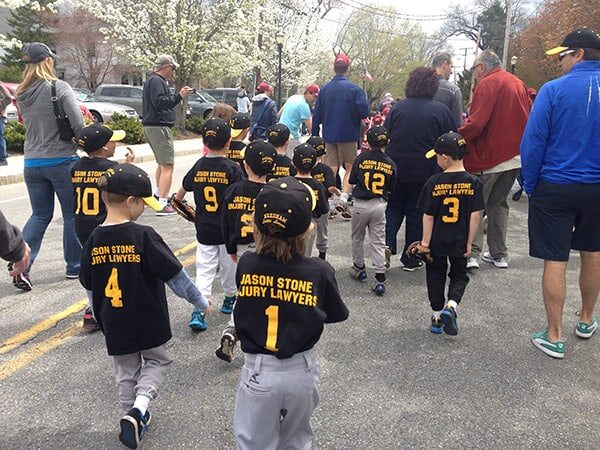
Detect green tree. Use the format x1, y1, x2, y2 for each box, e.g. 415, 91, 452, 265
1, 0, 56, 69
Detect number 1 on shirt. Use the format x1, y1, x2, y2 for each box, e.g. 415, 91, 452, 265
265, 305, 279, 351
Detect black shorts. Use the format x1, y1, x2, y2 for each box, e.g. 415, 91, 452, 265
528, 180, 600, 261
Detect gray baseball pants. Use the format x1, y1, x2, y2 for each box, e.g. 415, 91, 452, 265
234, 348, 320, 450
351, 198, 387, 273
112, 344, 173, 412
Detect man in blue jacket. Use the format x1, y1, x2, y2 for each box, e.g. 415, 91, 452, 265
521, 29, 600, 359
312, 53, 369, 213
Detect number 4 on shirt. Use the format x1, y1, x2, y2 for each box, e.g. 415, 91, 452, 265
105, 267, 123, 307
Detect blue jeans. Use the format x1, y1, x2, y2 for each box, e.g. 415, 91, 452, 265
385, 182, 424, 265
22, 160, 82, 276
0, 118, 6, 162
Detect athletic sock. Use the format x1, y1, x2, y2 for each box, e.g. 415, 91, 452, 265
432, 310, 442, 320
318, 252, 326, 260
375, 272, 386, 282
153, 187, 160, 198
340, 192, 349, 203
133, 395, 151, 416
159, 198, 168, 207
447, 300, 458, 311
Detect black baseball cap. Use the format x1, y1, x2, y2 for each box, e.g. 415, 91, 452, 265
22, 42, 56, 63
367, 126, 389, 148
244, 140, 277, 176
306, 136, 326, 157
230, 113, 251, 138
201, 118, 231, 149
425, 132, 468, 159
78, 123, 126, 153
255, 177, 316, 238
292, 144, 317, 172
98, 164, 162, 211
546, 28, 600, 55
267, 123, 290, 147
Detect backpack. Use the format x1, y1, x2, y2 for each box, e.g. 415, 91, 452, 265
0, 82, 12, 112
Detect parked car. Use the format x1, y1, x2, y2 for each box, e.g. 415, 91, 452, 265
95, 84, 191, 119
186, 90, 216, 118
73, 88, 138, 122
203, 88, 239, 110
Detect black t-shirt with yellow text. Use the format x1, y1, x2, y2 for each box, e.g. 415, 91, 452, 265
182, 155, 244, 245
418, 171, 484, 257
267, 154, 297, 181
297, 176, 329, 219
311, 162, 336, 198
71, 157, 118, 244
220, 179, 264, 254
79, 222, 182, 355
227, 140, 247, 176
349, 150, 397, 201
234, 252, 349, 359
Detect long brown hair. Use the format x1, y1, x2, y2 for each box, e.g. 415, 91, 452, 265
16, 58, 57, 96
209, 103, 236, 123
254, 223, 312, 263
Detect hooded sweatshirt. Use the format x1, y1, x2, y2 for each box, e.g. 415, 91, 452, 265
250, 93, 277, 139
17, 79, 84, 159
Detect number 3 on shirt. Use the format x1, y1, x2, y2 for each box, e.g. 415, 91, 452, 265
203, 186, 218, 212
364, 172, 385, 195
104, 267, 123, 307
442, 197, 460, 223
265, 305, 279, 351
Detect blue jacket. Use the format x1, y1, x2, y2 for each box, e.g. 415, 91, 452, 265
250, 94, 278, 140
311, 75, 369, 143
521, 61, 600, 194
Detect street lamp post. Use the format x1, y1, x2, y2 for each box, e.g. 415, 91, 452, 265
510, 55, 518, 74
276, 31, 284, 109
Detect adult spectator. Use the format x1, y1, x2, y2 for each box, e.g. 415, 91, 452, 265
459, 50, 531, 269
0, 82, 8, 166
378, 92, 394, 112
312, 53, 369, 211
250, 82, 278, 141
15, 42, 85, 286
0, 210, 31, 287
236, 85, 251, 114
142, 54, 193, 215
522, 29, 600, 359
431, 52, 464, 127
383, 67, 454, 271
279, 83, 319, 156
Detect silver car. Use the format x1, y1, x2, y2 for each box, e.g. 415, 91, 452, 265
73, 89, 139, 122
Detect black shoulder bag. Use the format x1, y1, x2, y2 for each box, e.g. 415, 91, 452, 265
51, 81, 75, 141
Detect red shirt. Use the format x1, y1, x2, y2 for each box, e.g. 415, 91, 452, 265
459, 68, 531, 173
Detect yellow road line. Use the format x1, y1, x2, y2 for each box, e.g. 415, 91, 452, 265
0, 322, 82, 382
0, 241, 197, 356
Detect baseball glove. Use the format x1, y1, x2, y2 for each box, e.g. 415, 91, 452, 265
405, 241, 433, 264
168, 194, 196, 223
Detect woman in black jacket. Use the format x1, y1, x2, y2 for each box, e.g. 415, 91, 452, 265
383, 67, 455, 271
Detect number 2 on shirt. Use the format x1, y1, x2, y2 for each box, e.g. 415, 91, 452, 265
442, 197, 459, 223
364, 172, 385, 195
265, 305, 279, 351
203, 186, 218, 212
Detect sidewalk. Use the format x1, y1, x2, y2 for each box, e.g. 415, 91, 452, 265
0, 137, 204, 186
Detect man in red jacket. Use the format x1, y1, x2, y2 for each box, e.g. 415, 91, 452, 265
459, 50, 531, 269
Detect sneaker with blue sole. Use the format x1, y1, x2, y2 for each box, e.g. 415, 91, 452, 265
349, 265, 367, 282
119, 408, 146, 449
441, 306, 458, 335
532, 329, 565, 359
221, 295, 236, 314
189, 309, 208, 331
430, 316, 443, 334
575, 317, 598, 339
372, 282, 385, 296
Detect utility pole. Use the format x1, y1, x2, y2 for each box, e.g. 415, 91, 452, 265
502, 0, 513, 70
459, 47, 470, 72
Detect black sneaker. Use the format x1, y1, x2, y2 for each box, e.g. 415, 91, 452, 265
82, 307, 101, 333
8, 263, 33, 291
402, 260, 424, 272
215, 330, 236, 362
119, 408, 145, 449
441, 306, 458, 336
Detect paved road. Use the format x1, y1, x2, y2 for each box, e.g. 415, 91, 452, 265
1, 156, 598, 449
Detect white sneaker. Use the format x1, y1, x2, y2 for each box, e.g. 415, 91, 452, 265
466, 257, 479, 269
481, 252, 508, 268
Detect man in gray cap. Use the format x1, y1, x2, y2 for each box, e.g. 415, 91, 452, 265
142, 54, 193, 215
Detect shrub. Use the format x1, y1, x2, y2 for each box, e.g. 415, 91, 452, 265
185, 116, 205, 134
106, 113, 145, 145
4, 121, 26, 153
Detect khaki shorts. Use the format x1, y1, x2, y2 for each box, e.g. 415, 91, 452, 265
324, 141, 357, 168
144, 126, 174, 165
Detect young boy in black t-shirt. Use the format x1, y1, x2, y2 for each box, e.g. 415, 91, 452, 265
72, 123, 134, 331
233, 176, 348, 450
308, 136, 341, 258
228, 112, 250, 175
293, 143, 330, 257
417, 132, 484, 335
348, 126, 397, 296
176, 118, 244, 331
215, 140, 277, 362
266, 123, 297, 181
79, 164, 209, 450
